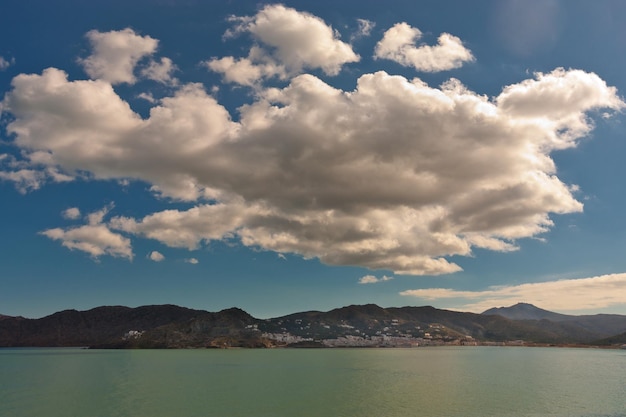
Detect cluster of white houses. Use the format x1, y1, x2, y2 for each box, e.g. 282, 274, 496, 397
260, 331, 479, 347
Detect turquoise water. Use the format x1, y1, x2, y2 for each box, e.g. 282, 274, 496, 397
1, 347, 625, 417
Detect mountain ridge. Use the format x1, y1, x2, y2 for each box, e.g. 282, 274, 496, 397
1, 303, 625, 349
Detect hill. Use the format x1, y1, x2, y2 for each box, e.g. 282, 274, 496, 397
482, 303, 570, 321
482, 303, 626, 340
1, 303, 626, 348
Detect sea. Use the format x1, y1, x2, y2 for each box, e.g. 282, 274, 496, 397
1, 346, 625, 417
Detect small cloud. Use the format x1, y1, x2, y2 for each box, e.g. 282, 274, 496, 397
358, 274, 394, 284
185, 257, 199, 264
351, 19, 375, 41
40, 224, 133, 260
41, 202, 133, 260
140, 57, 178, 85
62, 207, 81, 220
87, 203, 115, 225
148, 250, 165, 262
374, 22, 474, 72
137, 92, 157, 103
0, 169, 45, 193
0, 56, 14, 71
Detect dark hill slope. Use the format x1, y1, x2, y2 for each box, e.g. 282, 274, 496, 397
0, 305, 206, 347
2, 303, 625, 348
483, 303, 569, 321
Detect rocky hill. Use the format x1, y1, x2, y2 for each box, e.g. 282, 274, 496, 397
1, 303, 625, 348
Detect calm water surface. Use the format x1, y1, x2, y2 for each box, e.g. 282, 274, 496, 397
1, 347, 625, 417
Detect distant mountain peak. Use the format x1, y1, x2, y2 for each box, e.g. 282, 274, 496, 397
482, 303, 569, 321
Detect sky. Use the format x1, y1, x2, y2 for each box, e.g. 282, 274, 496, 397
2, 0, 626, 319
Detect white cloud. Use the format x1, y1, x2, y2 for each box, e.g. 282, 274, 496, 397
110, 203, 255, 249
359, 275, 393, 284
141, 57, 178, 85
400, 273, 626, 313
87, 203, 114, 225
0, 152, 74, 192
0, 56, 13, 71
351, 19, 375, 41
41, 224, 132, 259
137, 92, 157, 103
149, 250, 165, 262
205, 51, 285, 87
2, 22, 623, 275
79, 28, 158, 84
497, 68, 625, 147
185, 257, 199, 264
218, 4, 359, 78
62, 207, 81, 220
40, 204, 132, 260
374, 22, 474, 72
0, 169, 45, 193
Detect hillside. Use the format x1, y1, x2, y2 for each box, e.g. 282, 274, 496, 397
1, 303, 626, 348
482, 303, 570, 321
482, 303, 626, 340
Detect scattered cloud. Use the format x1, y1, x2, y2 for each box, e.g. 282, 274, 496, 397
79, 28, 158, 84
359, 275, 393, 284
62, 207, 81, 220
0, 153, 73, 192
40, 224, 133, 260
87, 203, 114, 225
40, 205, 132, 260
137, 92, 157, 103
0, 168, 45, 193
400, 273, 626, 312
351, 19, 375, 41
140, 57, 178, 85
374, 22, 474, 72
1, 9, 623, 273
184, 257, 199, 264
0, 56, 13, 71
148, 250, 165, 262
205, 51, 285, 87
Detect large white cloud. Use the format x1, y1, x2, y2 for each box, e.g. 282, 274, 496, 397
1, 16, 623, 275
374, 22, 474, 72
400, 273, 626, 312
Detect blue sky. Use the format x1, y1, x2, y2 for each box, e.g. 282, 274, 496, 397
2, 0, 626, 319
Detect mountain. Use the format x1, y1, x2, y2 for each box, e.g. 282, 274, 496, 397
1, 303, 626, 348
482, 303, 626, 340
482, 303, 570, 321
